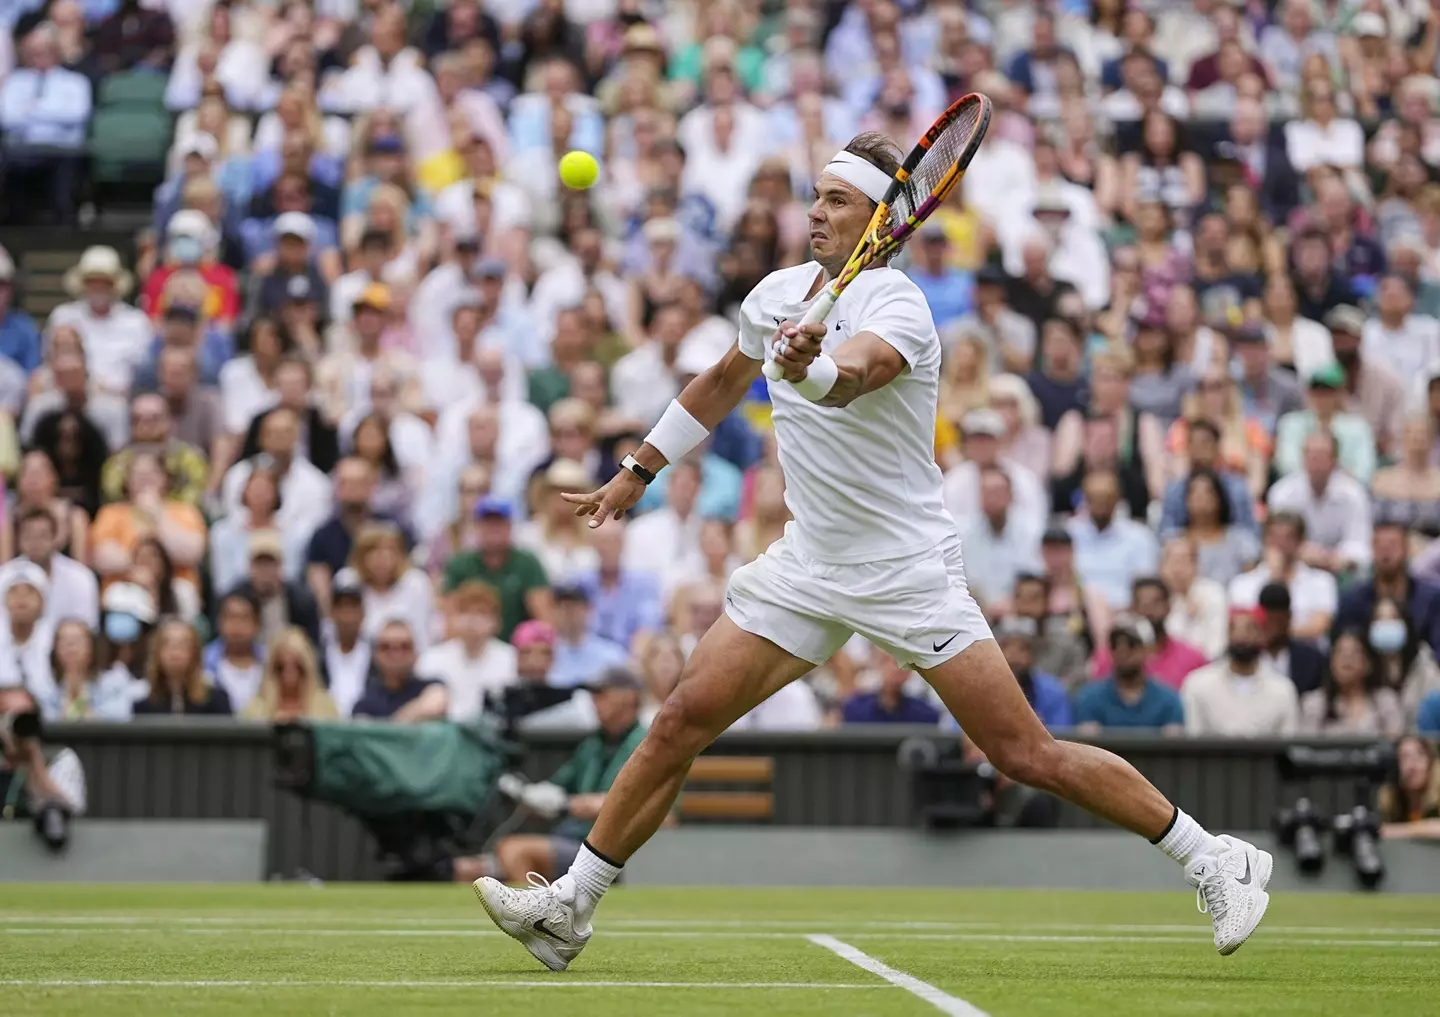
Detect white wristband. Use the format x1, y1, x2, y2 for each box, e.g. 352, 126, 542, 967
793, 354, 839, 402
644, 399, 710, 465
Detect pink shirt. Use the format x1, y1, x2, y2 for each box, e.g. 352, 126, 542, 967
1091, 637, 1210, 691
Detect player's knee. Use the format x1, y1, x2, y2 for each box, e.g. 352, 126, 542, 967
644, 691, 711, 766
989, 737, 1063, 791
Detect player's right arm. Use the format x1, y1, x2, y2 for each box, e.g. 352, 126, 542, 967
563, 339, 767, 527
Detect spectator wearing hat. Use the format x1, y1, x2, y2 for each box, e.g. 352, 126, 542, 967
0, 247, 40, 373
47, 246, 153, 392
1320, 303, 1407, 459
140, 209, 242, 328
100, 394, 209, 508
1091, 577, 1208, 691
957, 465, 1043, 613
1074, 614, 1185, 733
417, 580, 516, 721
1267, 431, 1372, 575
1229, 512, 1338, 641
1256, 582, 1326, 696
2, 505, 98, 631
1180, 608, 1299, 736
320, 569, 371, 718
443, 496, 552, 642
252, 211, 332, 318
943, 408, 1048, 539
353, 619, 450, 722
0, 24, 91, 223
96, 580, 157, 689
225, 527, 321, 649
549, 582, 630, 689
1274, 362, 1377, 483
0, 561, 56, 702
220, 406, 332, 539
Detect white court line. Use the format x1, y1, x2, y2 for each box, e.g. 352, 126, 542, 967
9, 915, 1440, 937
0, 978, 889, 991
807, 934, 989, 1017
0, 928, 788, 940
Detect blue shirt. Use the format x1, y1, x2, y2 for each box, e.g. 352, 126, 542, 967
907, 267, 974, 329
1159, 470, 1257, 537
133, 330, 235, 390
550, 633, 631, 689
0, 309, 41, 373
636, 452, 742, 521
843, 692, 941, 725
0, 67, 93, 150
1417, 691, 1440, 736
1023, 671, 1074, 730
1068, 517, 1160, 609
353, 676, 442, 719
1073, 677, 1185, 729
571, 570, 664, 650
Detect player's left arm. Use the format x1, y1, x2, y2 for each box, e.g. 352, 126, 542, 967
814, 331, 910, 408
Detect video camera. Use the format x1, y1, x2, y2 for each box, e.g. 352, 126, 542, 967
0, 709, 71, 852
0, 708, 42, 744
1273, 744, 1392, 890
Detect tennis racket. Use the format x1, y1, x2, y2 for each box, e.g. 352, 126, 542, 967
763, 92, 993, 382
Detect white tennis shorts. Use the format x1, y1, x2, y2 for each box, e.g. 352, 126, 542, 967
723, 530, 993, 670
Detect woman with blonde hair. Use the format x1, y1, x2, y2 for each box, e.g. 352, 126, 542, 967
988, 374, 1050, 479
350, 522, 435, 650
516, 459, 601, 584
243, 627, 338, 722
938, 332, 991, 433
134, 619, 231, 715
344, 183, 432, 280
1379, 736, 1440, 839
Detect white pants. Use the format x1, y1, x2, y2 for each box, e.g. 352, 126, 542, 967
723, 531, 992, 670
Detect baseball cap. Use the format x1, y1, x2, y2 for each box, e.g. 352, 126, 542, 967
1352, 11, 1386, 37
474, 257, 507, 279
1322, 304, 1366, 334
1109, 613, 1155, 648
332, 568, 364, 602
473, 495, 513, 520
512, 620, 557, 649
586, 666, 644, 694
182, 133, 219, 161
961, 408, 1005, 438
1, 561, 49, 599
975, 264, 1008, 286
249, 530, 284, 561
1231, 320, 1266, 344
167, 209, 215, 240
553, 582, 589, 604
353, 282, 391, 312
369, 134, 405, 155
1042, 524, 1073, 546
1307, 362, 1347, 389
103, 582, 157, 625
274, 212, 317, 243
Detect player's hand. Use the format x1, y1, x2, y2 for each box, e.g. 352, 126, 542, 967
770, 320, 827, 383
562, 469, 647, 528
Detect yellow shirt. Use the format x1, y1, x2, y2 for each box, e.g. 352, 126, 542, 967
416, 150, 467, 195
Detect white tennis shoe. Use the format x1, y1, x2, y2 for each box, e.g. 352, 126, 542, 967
1186, 833, 1272, 956
473, 873, 592, 971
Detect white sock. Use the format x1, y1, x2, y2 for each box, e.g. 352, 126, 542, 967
1152, 808, 1222, 867
558, 843, 622, 924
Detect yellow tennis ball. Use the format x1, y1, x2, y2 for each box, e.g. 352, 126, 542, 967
559, 150, 600, 190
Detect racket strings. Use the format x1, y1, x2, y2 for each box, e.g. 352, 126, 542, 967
893, 103, 987, 223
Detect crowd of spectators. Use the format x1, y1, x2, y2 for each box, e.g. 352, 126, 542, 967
4, 0, 1440, 744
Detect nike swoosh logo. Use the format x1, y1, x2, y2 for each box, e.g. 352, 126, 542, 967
932, 632, 961, 653
834, 320, 848, 332
1236, 858, 1252, 885
533, 918, 564, 941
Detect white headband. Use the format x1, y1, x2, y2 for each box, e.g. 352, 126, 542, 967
820, 151, 893, 204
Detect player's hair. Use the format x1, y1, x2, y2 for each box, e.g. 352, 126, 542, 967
841, 133, 906, 250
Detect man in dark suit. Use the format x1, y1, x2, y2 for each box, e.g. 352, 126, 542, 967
1258, 583, 1325, 695
1335, 523, 1440, 653
1213, 97, 1299, 223
239, 358, 340, 475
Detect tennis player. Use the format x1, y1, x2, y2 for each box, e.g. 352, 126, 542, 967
475, 133, 1271, 968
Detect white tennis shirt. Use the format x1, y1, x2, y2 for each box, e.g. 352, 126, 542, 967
737, 262, 955, 565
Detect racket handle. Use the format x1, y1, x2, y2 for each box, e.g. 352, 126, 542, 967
762, 288, 838, 383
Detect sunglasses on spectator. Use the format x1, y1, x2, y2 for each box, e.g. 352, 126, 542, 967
378, 641, 413, 652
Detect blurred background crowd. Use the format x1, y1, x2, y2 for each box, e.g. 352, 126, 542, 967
3, 0, 1440, 744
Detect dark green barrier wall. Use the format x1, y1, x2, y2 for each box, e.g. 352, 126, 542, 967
49, 721, 1383, 881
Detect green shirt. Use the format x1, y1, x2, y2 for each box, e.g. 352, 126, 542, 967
528, 368, 570, 416
1273, 410, 1377, 484
442, 548, 548, 641
550, 723, 646, 839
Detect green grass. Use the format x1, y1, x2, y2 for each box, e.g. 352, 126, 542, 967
2, 884, 1436, 1016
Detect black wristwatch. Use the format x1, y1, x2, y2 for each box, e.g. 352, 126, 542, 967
620, 453, 657, 485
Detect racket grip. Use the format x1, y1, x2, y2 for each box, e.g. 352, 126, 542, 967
762, 288, 838, 383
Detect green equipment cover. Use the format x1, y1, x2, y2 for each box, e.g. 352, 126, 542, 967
282, 720, 514, 817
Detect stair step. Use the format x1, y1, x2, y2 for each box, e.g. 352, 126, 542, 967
22, 250, 85, 271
